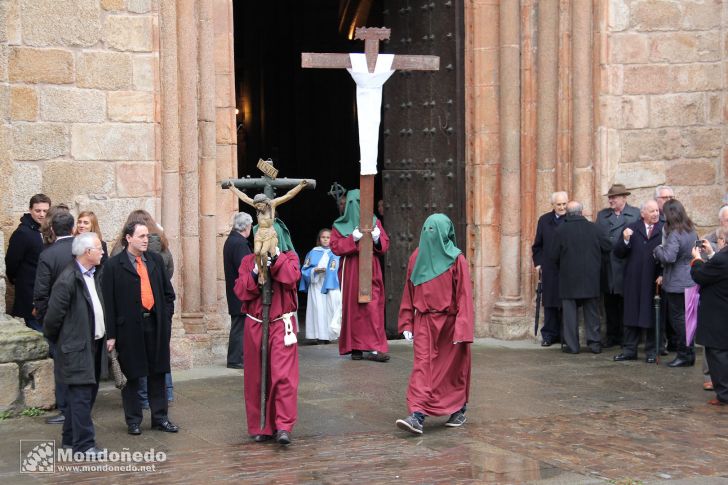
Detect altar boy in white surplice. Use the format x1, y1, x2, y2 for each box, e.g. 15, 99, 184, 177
299, 229, 342, 343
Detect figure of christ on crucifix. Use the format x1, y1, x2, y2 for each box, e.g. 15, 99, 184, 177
302, 27, 439, 303
228, 180, 308, 285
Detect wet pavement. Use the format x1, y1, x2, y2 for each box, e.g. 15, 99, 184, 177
2, 339, 728, 484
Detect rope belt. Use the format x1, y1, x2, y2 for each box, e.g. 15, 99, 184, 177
245, 312, 298, 347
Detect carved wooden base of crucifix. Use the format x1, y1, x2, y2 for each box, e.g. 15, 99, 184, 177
358, 174, 374, 303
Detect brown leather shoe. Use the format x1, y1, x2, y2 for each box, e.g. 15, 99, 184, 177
366, 352, 390, 362
708, 398, 726, 406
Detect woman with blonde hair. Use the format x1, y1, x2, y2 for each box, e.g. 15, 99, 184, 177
76, 210, 108, 264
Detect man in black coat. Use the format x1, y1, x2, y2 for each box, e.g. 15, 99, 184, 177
596, 184, 640, 348
612, 199, 663, 363
691, 228, 728, 405
532, 191, 568, 346
103, 222, 177, 436
223, 212, 253, 369
33, 211, 76, 425
5, 193, 51, 331
550, 201, 612, 354
43, 233, 107, 457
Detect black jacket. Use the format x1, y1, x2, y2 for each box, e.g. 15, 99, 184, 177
596, 204, 640, 294
223, 231, 252, 315
33, 237, 75, 324
5, 213, 44, 319
43, 262, 107, 385
532, 211, 566, 308
692, 248, 728, 350
549, 215, 612, 300
613, 220, 663, 328
102, 250, 175, 380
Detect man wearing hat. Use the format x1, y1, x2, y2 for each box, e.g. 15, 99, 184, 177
596, 184, 640, 348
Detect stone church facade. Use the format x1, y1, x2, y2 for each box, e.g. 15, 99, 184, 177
0, 1, 726, 367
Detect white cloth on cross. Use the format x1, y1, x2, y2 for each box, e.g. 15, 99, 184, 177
347, 53, 395, 175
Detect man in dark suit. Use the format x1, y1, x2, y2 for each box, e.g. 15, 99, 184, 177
33, 211, 76, 425
612, 199, 663, 363
691, 228, 728, 405
103, 221, 177, 436
596, 184, 640, 348
5, 193, 51, 331
532, 191, 568, 346
550, 201, 612, 354
223, 212, 253, 369
43, 232, 106, 458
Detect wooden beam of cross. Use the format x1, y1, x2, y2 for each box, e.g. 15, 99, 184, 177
302, 27, 439, 303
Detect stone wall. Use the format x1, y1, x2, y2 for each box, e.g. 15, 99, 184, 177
600, 0, 727, 229
0, 0, 160, 248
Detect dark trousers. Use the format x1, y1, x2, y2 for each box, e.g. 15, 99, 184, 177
661, 289, 676, 349
121, 314, 169, 426
562, 298, 601, 353
622, 326, 657, 358
227, 314, 245, 365
705, 347, 728, 403
122, 373, 168, 426
48, 340, 68, 415
62, 339, 101, 453
665, 291, 694, 361
540, 307, 562, 341
604, 292, 624, 343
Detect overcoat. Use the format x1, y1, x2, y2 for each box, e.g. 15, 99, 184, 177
613, 220, 663, 328
102, 250, 175, 380
532, 211, 564, 308
692, 247, 728, 350
549, 215, 612, 300
223, 230, 251, 315
5, 213, 44, 319
596, 204, 640, 294
33, 237, 75, 323
43, 262, 108, 385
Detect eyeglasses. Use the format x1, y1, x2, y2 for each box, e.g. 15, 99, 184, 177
656, 196, 674, 200
87, 247, 103, 253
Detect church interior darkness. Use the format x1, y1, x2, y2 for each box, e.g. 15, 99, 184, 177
232, 1, 385, 260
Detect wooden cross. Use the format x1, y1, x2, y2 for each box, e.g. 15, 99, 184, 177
302, 27, 439, 302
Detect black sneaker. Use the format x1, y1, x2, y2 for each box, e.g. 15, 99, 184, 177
395, 414, 423, 434
445, 411, 467, 427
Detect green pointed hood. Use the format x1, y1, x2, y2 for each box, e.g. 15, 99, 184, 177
332, 189, 378, 237
410, 213, 462, 286
253, 218, 295, 253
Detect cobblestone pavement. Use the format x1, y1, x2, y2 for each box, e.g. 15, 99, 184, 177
3, 339, 728, 484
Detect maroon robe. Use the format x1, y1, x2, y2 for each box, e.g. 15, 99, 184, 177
233, 251, 300, 436
330, 220, 389, 355
398, 250, 474, 416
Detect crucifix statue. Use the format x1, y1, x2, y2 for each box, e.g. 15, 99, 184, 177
302, 27, 439, 302
221, 159, 315, 429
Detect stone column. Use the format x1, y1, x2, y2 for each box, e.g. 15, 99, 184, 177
465, 0, 500, 337
491, 0, 528, 338
159, 0, 181, 296
536, 0, 560, 209
571, 0, 595, 216
198, 0, 218, 317
557, 0, 572, 193
177, 0, 205, 333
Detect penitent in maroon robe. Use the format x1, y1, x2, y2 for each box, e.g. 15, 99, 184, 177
398, 249, 474, 416
330, 220, 389, 355
233, 251, 300, 436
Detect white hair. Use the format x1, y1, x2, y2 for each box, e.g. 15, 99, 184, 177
719, 205, 728, 220
232, 212, 253, 232
550, 191, 568, 203
72, 232, 98, 256
654, 185, 674, 197
640, 199, 658, 211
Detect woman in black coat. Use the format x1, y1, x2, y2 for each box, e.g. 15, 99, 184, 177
691, 229, 728, 405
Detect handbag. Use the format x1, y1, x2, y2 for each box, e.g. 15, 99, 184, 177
108, 348, 127, 390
